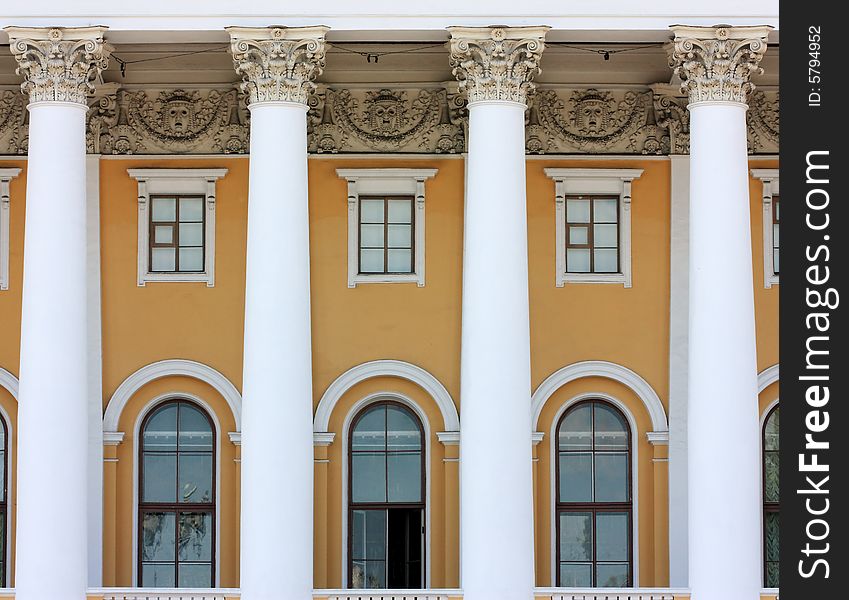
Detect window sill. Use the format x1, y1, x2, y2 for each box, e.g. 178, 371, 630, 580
349, 273, 424, 288
765, 274, 779, 289
558, 272, 631, 288
139, 272, 214, 287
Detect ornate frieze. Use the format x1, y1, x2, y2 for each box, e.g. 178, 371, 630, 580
669, 25, 772, 105
448, 26, 549, 106
4, 26, 111, 106
226, 26, 328, 106
0, 83, 778, 156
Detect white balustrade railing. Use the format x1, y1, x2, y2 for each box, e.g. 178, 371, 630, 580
534, 588, 691, 600
317, 590, 460, 600
89, 589, 240, 600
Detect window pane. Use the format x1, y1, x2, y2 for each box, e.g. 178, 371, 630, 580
765, 409, 779, 451
352, 406, 386, 451
179, 223, 203, 246
151, 248, 176, 272
154, 225, 174, 244
143, 454, 177, 502
152, 197, 176, 222
559, 563, 592, 587
766, 561, 779, 589
387, 249, 412, 273
178, 563, 212, 588
178, 512, 213, 561
765, 512, 780, 563
596, 512, 629, 561
773, 249, 779, 274
360, 224, 384, 248
178, 454, 213, 503
559, 512, 592, 561
594, 198, 618, 223
773, 224, 779, 247
593, 249, 618, 273
569, 226, 588, 245
142, 563, 175, 587
388, 453, 422, 502
141, 512, 176, 561
597, 563, 629, 587
365, 510, 387, 560
593, 224, 618, 248
387, 224, 412, 248
365, 560, 387, 589
179, 404, 213, 451
387, 405, 421, 450
559, 453, 592, 502
0, 453, 5, 503
179, 197, 204, 222
559, 404, 592, 451
594, 403, 628, 450
387, 199, 412, 223
567, 199, 590, 223
144, 405, 177, 451
361, 199, 385, 223
595, 453, 629, 502
567, 248, 591, 273
352, 453, 387, 502
179, 248, 204, 272
765, 452, 780, 503
360, 249, 384, 273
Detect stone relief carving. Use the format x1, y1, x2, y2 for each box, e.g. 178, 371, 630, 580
0, 84, 777, 156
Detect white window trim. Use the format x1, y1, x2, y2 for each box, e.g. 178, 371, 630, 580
336, 168, 437, 288
127, 168, 228, 287
751, 169, 779, 288
545, 168, 643, 288
0, 168, 22, 291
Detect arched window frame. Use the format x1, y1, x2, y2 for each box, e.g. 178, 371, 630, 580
134, 394, 220, 588
552, 394, 637, 588
344, 395, 429, 589
761, 401, 780, 588
0, 412, 8, 588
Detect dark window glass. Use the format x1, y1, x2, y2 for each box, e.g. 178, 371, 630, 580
0, 416, 6, 587
565, 196, 620, 274
763, 406, 779, 587
556, 400, 632, 587
149, 195, 205, 273
772, 196, 780, 275
358, 197, 415, 275
139, 400, 215, 587
349, 402, 424, 589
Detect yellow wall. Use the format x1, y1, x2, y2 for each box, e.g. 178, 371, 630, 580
0, 153, 781, 590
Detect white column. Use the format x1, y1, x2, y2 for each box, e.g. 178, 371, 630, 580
670, 25, 771, 600
4, 26, 110, 600
448, 26, 548, 600
227, 26, 328, 600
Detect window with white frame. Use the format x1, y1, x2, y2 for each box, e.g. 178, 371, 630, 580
128, 169, 228, 287
545, 168, 643, 288
336, 168, 437, 288
751, 169, 779, 288
0, 169, 22, 292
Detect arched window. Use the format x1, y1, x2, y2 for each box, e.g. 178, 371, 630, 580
763, 405, 779, 587
0, 416, 7, 588
556, 400, 632, 587
139, 400, 215, 587
349, 401, 424, 589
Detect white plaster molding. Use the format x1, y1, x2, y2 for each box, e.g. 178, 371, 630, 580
647, 431, 670, 445
447, 26, 549, 107
228, 431, 242, 446
545, 168, 643, 288
436, 431, 460, 446
751, 169, 780, 288
314, 359, 459, 434
103, 358, 242, 433
102, 431, 125, 446
312, 432, 336, 447
531, 431, 545, 446
0, 367, 17, 400
336, 168, 437, 288
531, 360, 667, 433
758, 364, 780, 394
226, 26, 329, 106
0, 169, 21, 291
669, 25, 772, 106
127, 168, 228, 287
4, 27, 111, 105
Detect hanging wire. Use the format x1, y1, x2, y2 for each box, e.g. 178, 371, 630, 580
546, 43, 662, 61
326, 42, 447, 63
112, 45, 230, 77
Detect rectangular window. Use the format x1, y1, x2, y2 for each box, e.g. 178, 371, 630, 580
149, 195, 205, 274
772, 195, 779, 275
565, 195, 620, 274
358, 196, 415, 275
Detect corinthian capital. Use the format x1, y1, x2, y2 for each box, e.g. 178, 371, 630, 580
226, 26, 329, 106
669, 25, 772, 106
3, 26, 110, 106
448, 26, 549, 107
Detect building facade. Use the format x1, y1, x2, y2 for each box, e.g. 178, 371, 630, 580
0, 6, 778, 600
